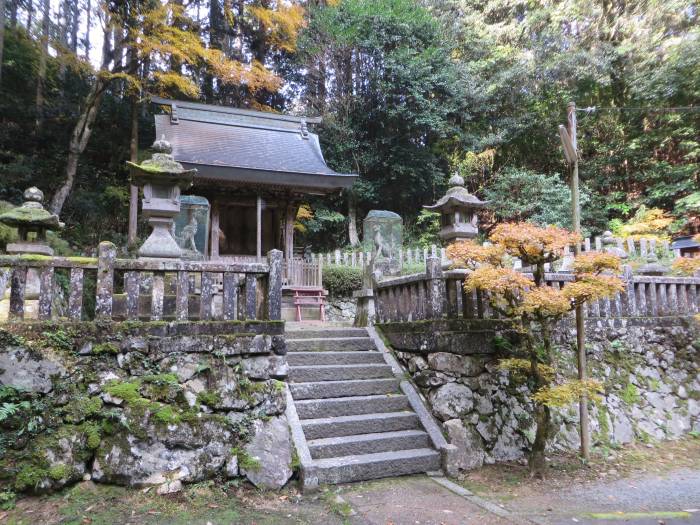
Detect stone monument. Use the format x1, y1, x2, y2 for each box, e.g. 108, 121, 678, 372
423, 172, 488, 245
363, 210, 402, 276
0, 187, 63, 255
173, 195, 210, 260
127, 136, 196, 258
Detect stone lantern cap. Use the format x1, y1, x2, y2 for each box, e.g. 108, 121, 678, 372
638, 250, 669, 276
127, 136, 196, 188
0, 187, 63, 231
423, 173, 489, 212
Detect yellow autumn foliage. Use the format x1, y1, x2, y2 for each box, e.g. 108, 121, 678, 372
498, 358, 555, 383
489, 222, 581, 263
571, 251, 622, 275
617, 207, 674, 240
532, 379, 603, 408
464, 266, 533, 294
562, 274, 625, 303
519, 286, 571, 317
672, 257, 700, 276
447, 240, 505, 269
249, 4, 306, 53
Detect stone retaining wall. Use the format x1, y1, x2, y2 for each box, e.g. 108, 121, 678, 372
325, 296, 357, 323
380, 318, 700, 472
0, 320, 294, 495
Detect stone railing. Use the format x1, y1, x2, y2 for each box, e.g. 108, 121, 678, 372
0, 241, 283, 322
375, 257, 700, 323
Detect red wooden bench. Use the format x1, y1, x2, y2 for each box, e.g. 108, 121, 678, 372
292, 288, 327, 322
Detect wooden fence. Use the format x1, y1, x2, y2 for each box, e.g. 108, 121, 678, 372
313, 236, 679, 270
375, 257, 700, 323
0, 242, 283, 323
283, 258, 323, 289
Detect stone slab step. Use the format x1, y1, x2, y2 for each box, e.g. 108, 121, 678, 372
289, 364, 394, 383
290, 378, 400, 400
295, 393, 410, 419
287, 337, 375, 352
307, 430, 432, 459
285, 328, 368, 340
300, 411, 420, 440
312, 448, 441, 485
287, 351, 386, 366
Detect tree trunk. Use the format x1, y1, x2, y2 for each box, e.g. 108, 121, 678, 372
70, 1, 79, 53
0, 0, 6, 87
84, 0, 91, 59
50, 76, 110, 215
127, 40, 139, 247
529, 403, 551, 478
34, 0, 49, 133
50, 14, 112, 216
26, 0, 33, 32
347, 190, 360, 247
10, 0, 18, 28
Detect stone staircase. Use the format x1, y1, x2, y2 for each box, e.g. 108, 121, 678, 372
285, 326, 442, 485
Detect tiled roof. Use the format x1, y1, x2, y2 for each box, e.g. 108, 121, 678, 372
151, 97, 356, 191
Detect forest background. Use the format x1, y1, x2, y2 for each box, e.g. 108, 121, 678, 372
0, 0, 698, 254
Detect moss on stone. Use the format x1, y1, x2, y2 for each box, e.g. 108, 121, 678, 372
63, 395, 103, 424
48, 464, 71, 481
621, 383, 640, 405
232, 447, 260, 472
92, 342, 119, 355
14, 464, 49, 491
196, 391, 221, 407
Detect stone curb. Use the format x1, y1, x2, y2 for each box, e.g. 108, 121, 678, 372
428, 475, 543, 525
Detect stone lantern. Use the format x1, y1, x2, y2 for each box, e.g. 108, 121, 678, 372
423, 173, 488, 245
127, 136, 196, 258
0, 187, 63, 255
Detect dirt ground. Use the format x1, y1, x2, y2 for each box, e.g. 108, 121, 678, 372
457, 437, 700, 525
2, 437, 699, 525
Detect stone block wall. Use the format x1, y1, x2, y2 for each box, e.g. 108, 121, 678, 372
380, 318, 700, 472
0, 320, 294, 495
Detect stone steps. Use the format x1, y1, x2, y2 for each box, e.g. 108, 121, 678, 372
300, 411, 421, 440
287, 351, 386, 366
285, 328, 368, 340
294, 394, 410, 419
289, 363, 394, 382
287, 337, 374, 352
307, 430, 431, 459
312, 448, 441, 485
286, 325, 442, 486
290, 378, 400, 400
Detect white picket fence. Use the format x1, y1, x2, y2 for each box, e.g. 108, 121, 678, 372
312, 236, 679, 269
311, 244, 447, 268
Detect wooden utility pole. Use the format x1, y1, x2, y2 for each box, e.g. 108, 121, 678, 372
559, 101, 590, 461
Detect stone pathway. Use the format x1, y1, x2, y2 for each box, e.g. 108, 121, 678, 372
333, 475, 515, 524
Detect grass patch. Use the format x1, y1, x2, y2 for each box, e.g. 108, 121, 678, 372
586, 511, 691, 520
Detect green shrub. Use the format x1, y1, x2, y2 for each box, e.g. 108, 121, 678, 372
322, 265, 363, 297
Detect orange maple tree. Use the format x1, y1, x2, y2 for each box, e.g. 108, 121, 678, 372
448, 223, 625, 477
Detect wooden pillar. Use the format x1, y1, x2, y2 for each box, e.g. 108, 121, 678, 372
128, 185, 138, 247
210, 201, 220, 259
285, 202, 296, 261
256, 194, 262, 259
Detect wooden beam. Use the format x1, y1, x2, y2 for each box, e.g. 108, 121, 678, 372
256, 195, 262, 259
210, 201, 220, 259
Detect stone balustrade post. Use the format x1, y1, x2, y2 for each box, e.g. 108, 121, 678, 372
425, 256, 445, 319
267, 249, 283, 320
95, 241, 117, 319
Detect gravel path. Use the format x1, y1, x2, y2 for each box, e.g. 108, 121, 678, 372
506, 468, 700, 525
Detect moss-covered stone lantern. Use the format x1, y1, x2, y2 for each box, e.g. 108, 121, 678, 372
127, 136, 196, 258
423, 173, 488, 245
0, 187, 63, 255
